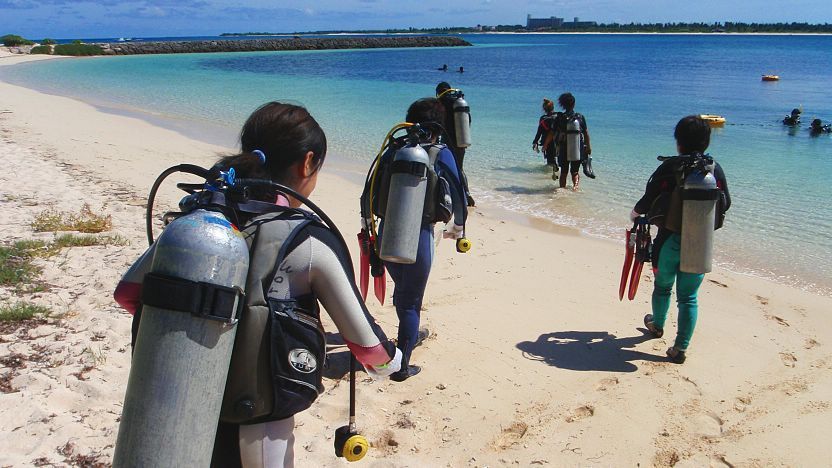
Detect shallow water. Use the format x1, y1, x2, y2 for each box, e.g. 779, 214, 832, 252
3, 33, 831, 293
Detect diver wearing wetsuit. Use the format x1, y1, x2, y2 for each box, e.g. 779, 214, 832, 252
436, 81, 474, 206
631, 116, 731, 364
533, 98, 559, 167
783, 108, 801, 126
810, 118, 832, 135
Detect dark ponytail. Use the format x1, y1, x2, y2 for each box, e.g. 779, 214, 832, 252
215, 102, 327, 200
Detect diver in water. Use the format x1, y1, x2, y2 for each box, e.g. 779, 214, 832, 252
457, 66, 464, 73
437, 64, 448, 71
532, 98, 560, 174
810, 118, 832, 136
553, 92, 592, 191
783, 108, 801, 126
631, 116, 731, 364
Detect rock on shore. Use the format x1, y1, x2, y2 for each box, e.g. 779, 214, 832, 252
101, 36, 470, 55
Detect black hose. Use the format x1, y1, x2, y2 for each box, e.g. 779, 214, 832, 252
145, 164, 211, 246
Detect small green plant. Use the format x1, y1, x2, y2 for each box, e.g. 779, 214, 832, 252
30, 45, 51, 55
32, 204, 112, 233
53, 43, 103, 56
0, 240, 48, 286
1, 34, 34, 46
0, 302, 50, 322
41, 38, 57, 45
52, 233, 128, 248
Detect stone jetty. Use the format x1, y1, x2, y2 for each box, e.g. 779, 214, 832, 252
101, 36, 470, 55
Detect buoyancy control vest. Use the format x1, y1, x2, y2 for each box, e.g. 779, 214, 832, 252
221, 209, 328, 424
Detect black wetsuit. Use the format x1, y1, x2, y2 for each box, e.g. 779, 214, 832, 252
533, 112, 559, 165
633, 157, 732, 264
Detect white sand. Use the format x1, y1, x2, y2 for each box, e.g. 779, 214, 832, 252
1, 54, 831, 467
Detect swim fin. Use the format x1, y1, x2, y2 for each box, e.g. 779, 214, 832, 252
619, 228, 636, 301
627, 219, 652, 300
582, 156, 596, 179
357, 231, 370, 301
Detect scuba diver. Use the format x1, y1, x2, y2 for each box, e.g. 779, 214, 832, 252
783, 108, 801, 126
458, 66, 464, 73
553, 92, 593, 191
532, 98, 560, 176
113, 102, 401, 467
629, 115, 731, 364
436, 81, 475, 206
437, 64, 448, 71
810, 118, 832, 135
359, 98, 469, 382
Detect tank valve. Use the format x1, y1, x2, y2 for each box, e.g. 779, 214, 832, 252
334, 425, 369, 462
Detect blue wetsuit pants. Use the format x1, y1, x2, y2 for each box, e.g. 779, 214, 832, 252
384, 225, 434, 366
651, 234, 705, 351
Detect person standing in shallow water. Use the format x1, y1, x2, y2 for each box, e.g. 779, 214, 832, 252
553, 92, 591, 191
533, 98, 560, 172
631, 115, 731, 364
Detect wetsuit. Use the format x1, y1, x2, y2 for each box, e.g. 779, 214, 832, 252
783, 115, 800, 126
554, 111, 589, 175
533, 112, 559, 165
115, 206, 397, 468
379, 144, 466, 377
632, 157, 731, 352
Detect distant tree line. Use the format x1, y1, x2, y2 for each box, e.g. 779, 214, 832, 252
222, 21, 832, 35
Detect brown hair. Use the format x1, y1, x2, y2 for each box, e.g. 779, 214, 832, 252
215, 102, 326, 199
542, 98, 554, 113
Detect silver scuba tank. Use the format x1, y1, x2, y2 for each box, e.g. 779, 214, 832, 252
114, 209, 249, 467
453, 97, 472, 148
680, 169, 719, 274
379, 144, 430, 263
566, 115, 582, 162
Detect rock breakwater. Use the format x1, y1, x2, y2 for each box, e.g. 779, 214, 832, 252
101, 36, 470, 55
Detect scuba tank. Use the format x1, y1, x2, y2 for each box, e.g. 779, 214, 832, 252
379, 144, 431, 263
566, 114, 582, 162
679, 159, 720, 274
114, 204, 249, 467
453, 96, 472, 148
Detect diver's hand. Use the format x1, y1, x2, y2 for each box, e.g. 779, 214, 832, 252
365, 348, 402, 379
629, 210, 640, 222
586, 145, 592, 155
443, 223, 465, 240
533, 143, 539, 153
360, 217, 372, 231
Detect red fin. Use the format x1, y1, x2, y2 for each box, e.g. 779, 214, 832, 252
374, 268, 386, 306
628, 261, 644, 300
619, 229, 635, 301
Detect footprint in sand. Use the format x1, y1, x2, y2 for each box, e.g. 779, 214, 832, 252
691, 411, 724, 439
734, 395, 752, 412
765, 314, 790, 327
595, 377, 619, 391
708, 279, 728, 288
804, 338, 820, 350
755, 295, 769, 306
490, 421, 528, 450
779, 352, 797, 368
565, 405, 595, 423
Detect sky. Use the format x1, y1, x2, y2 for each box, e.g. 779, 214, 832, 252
1, 0, 830, 39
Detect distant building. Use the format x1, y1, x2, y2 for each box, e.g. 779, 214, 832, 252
526, 14, 596, 29
526, 14, 564, 29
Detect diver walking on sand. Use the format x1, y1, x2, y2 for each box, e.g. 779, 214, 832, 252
359, 98, 470, 382
113, 102, 401, 467
436, 81, 475, 206
629, 115, 731, 364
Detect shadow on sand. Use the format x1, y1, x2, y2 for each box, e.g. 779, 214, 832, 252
516, 330, 665, 372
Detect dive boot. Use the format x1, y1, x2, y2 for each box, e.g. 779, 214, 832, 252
643, 314, 664, 338
390, 365, 421, 382
666, 347, 686, 364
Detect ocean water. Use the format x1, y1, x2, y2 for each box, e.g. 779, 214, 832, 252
2, 34, 831, 293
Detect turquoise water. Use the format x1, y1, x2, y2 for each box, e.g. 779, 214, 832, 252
2, 34, 831, 293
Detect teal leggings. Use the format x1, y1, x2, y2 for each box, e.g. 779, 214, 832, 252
651, 234, 705, 351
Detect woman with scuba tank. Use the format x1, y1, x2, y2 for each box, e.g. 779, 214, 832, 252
533, 98, 560, 171
630, 115, 731, 364
553, 92, 592, 191
362, 98, 468, 382
114, 102, 401, 467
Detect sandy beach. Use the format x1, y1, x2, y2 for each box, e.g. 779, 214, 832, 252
1, 54, 831, 467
